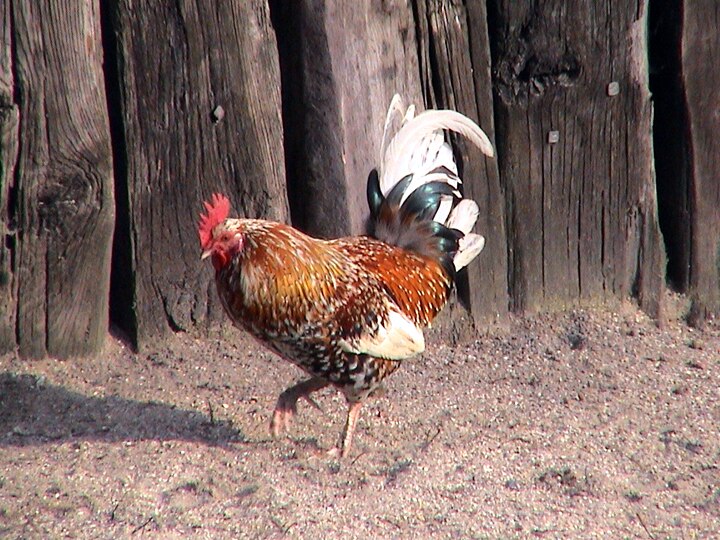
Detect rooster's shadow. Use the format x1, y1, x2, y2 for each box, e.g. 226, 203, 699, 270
0, 372, 244, 447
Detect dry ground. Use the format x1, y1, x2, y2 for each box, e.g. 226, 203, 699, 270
1, 295, 719, 539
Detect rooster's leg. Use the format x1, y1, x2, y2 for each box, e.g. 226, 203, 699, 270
339, 401, 364, 458
270, 377, 328, 437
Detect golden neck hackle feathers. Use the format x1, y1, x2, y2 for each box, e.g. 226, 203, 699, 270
217, 219, 350, 328
216, 219, 452, 332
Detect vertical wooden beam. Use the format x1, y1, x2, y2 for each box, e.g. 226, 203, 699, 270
4, 1, 114, 358
414, 0, 509, 320
681, 1, 720, 322
276, 0, 507, 322
0, 0, 20, 353
274, 0, 423, 239
490, 0, 665, 316
109, 0, 289, 345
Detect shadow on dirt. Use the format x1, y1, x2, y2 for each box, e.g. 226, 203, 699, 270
0, 372, 244, 447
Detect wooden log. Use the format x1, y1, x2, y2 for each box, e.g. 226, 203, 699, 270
108, 0, 289, 345
1, 1, 114, 358
273, 0, 423, 239
681, 1, 720, 322
0, 1, 20, 353
490, 0, 665, 316
414, 0, 509, 320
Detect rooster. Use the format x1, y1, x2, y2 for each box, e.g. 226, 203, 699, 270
198, 95, 494, 456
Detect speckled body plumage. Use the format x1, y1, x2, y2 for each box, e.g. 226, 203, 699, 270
199, 96, 494, 455
215, 219, 450, 402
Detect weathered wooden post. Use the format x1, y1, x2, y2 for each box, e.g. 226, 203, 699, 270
414, 0, 509, 320
272, 0, 508, 327
106, 0, 288, 346
272, 0, 424, 239
681, 2, 720, 323
0, 1, 115, 358
489, 0, 665, 316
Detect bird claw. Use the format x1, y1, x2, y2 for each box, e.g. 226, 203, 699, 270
270, 398, 323, 437
270, 402, 294, 437
269, 377, 328, 438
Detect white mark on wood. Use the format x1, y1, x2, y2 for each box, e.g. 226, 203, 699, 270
607, 82, 620, 96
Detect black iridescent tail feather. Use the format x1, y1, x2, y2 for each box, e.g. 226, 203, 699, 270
367, 168, 463, 279
369, 96, 494, 279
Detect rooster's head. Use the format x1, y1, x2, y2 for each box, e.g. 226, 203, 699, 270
198, 193, 243, 270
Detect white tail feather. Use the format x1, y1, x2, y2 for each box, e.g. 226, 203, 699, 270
455, 234, 486, 271
380, 109, 494, 193
432, 196, 455, 224
404, 104, 416, 122
378, 95, 494, 271
445, 199, 480, 235
380, 94, 405, 160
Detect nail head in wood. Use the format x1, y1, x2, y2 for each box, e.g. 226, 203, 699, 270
547, 130, 560, 144
212, 105, 225, 122
607, 81, 620, 96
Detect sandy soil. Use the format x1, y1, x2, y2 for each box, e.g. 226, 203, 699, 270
1, 295, 718, 539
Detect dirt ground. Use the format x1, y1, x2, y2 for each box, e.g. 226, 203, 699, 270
1, 294, 718, 539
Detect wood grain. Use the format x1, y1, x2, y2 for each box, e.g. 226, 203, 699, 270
108, 0, 289, 344
273, 0, 423, 239
415, 0, 509, 320
5, 0, 713, 355
0, 0, 19, 353
3, 1, 114, 358
490, 0, 665, 316
682, 1, 720, 322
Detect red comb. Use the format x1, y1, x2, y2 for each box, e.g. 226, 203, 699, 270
198, 193, 231, 248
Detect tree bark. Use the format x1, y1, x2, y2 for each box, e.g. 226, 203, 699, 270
1, 1, 114, 358
490, 0, 665, 317
108, 0, 289, 345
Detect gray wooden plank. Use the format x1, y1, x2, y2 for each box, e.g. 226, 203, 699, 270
0, 0, 20, 353
415, 0, 509, 320
682, 1, 720, 323
109, 0, 289, 345
490, 0, 665, 316
9, 1, 114, 358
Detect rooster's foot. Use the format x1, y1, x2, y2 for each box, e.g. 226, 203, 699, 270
270, 377, 328, 437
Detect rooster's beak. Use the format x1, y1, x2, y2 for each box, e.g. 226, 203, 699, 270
201, 249, 212, 260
